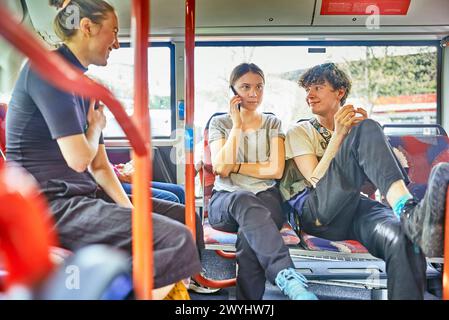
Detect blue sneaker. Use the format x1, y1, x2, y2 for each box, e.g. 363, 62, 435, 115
275, 268, 318, 300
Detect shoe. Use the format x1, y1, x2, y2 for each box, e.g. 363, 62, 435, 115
188, 274, 220, 294
275, 268, 318, 300
400, 162, 449, 258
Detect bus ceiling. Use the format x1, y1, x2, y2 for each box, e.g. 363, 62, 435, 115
20, 0, 449, 43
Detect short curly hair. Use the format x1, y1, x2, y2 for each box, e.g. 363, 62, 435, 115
298, 63, 351, 106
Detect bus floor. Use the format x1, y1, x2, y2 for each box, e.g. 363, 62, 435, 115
189, 250, 442, 300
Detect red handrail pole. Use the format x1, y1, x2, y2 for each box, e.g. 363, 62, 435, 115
185, 0, 237, 290
0, 165, 58, 290
131, 0, 153, 300
443, 185, 449, 300
185, 0, 196, 240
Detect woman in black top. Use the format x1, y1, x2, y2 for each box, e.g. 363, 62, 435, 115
6, 0, 201, 299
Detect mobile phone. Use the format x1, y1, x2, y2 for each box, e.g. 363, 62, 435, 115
230, 86, 241, 111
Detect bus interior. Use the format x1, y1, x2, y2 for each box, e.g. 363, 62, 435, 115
0, 0, 449, 300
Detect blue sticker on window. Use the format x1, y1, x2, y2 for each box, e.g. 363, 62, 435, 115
178, 100, 185, 121
185, 127, 194, 152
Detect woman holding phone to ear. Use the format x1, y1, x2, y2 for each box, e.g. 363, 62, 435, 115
230, 85, 241, 111
207, 63, 317, 300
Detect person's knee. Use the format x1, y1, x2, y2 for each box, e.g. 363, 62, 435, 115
163, 194, 180, 203
174, 223, 197, 253
353, 118, 382, 136
171, 184, 185, 196
376, 222, 408, 258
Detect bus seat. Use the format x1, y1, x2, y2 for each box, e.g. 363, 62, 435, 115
201, 112, 300, 254
387, 134, 449, 200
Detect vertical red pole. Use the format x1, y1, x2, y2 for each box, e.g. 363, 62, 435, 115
131, 0, 153, 300
185, 0, 236, 289
443, 186, 449, 300
185, 0, 196, 240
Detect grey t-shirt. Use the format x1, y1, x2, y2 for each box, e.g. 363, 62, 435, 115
208, 113, 285, 194
279, 120, 329, 201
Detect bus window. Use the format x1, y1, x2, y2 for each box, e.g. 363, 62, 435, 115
87, 44, 174, 138
195, 44, 438, 134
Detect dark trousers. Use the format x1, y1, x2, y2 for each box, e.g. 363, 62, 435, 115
209, 187, 294, 300
301, 119, 427, 299
48, 192, 202, 289
91, 190, 204, 254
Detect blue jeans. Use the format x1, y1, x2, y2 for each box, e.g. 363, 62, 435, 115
121, 181, 185, 204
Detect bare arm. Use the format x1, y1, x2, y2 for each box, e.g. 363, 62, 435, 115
237, 136, 285, 179
210, 96, 242, 178
210, 128, 242, 178
293, 105, 368, 187
56, 100, 105, 173
293, 134, 345, 187
89, 144, 133, 208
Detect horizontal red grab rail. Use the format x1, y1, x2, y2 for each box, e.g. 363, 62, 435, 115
0, 6, 146, 156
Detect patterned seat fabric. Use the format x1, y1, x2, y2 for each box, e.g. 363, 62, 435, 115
388, 135, 449, 200
201, 112, 300, 248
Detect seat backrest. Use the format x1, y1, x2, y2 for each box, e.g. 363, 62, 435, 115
387, 134, 449, 200
202, 113, 226, 217
201, 112, 275, 216
383, 123, 447, 136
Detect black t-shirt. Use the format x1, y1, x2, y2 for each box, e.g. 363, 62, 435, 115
6, 44, 103, 198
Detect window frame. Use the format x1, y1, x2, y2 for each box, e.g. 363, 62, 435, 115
195, 40, 442, 125
104, 41, 176, 140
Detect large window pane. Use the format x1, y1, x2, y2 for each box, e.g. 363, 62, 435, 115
87, 46, 172, 138
195, 45, 437, 135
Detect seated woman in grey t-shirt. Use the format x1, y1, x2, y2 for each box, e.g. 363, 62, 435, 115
207, 63, 317, 300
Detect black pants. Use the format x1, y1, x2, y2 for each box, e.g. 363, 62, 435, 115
209, 187, 294, 300
99, 192, 205, 255
301, 119, 427, 300
48, 191, 202, 289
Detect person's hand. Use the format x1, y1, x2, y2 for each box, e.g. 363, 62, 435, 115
229, 95, 242, 128
115, 162, 134, 183
334, 105, 368, 137
87, 99, 106, 132
334, 104, 356, 137
350, 107, 368, 126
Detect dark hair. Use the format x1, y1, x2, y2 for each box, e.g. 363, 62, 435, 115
49, 0, 115, 41
229, 63, 265, 87
298, 63, 352, 106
